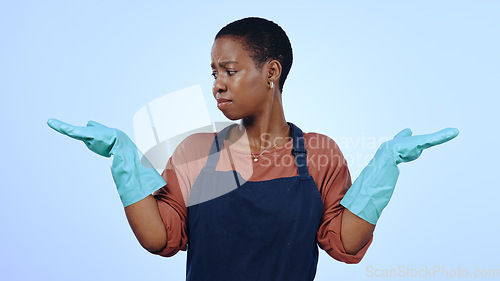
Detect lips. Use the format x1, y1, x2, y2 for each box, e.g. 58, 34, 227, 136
216, 98, 232, 110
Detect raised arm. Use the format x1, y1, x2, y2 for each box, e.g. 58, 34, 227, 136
47, 119, 168, 251
335, 128, 458, 256
341, 128, 459, 225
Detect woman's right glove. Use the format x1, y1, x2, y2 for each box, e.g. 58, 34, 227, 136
340, 128, 459, 225
47, 119, 166, 207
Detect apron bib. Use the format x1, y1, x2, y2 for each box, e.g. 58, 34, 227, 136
187, 123, 324, 281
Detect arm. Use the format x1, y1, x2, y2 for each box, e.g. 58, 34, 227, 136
313, 134, 373, 263
47, 118, 188, 256
341, 128, 459, 225
125, 158, 189, 256
124, 158, 189, 255
47, 119, 169, 251
124, 195, 167, 252
340, 208, 375, 255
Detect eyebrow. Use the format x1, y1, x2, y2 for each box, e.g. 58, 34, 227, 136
211, 60, 238, 69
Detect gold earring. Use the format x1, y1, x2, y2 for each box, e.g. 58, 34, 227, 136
269, 81, 274, 89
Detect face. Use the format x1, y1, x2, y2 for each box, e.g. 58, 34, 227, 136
211, 37, 270, 120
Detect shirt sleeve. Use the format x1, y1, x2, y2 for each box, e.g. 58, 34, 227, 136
147, 133, 212, 257
312, 135, 373, 264
148, 157, 189, 257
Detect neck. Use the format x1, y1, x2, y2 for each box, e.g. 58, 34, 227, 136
233, 91, 290, 152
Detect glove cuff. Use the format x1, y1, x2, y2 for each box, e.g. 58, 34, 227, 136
110, 131, 166, 207
340, 142, 400, 224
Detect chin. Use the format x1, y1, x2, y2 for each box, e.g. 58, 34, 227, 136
220, 110, 244, 121
223, 114, 242, 121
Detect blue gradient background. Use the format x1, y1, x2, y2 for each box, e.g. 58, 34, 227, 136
1, 1, 498, 280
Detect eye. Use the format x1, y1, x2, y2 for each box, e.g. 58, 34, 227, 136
227, 70, 237, 76
211, 71, 218, 79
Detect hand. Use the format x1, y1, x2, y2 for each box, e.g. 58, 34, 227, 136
47, 119, 120, 157
340, 127, 459, 224
388, 128, 459, 165
47, 118, 166, 207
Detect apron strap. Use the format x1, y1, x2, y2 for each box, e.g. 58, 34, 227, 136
205, 124, 236, 169
289, 122, 310, 178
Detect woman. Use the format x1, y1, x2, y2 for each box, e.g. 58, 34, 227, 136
47, 17, 458, 281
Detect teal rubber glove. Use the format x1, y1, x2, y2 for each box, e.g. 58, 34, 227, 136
47, 118, 166, 207
340, 128, 459, 225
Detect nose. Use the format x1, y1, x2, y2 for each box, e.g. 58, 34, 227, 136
212, 76, 227, 98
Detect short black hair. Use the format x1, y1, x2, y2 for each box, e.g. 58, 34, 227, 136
215, 17, 293, 93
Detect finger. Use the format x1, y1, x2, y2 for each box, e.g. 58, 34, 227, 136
47, 118, 75, 135
87, 120, 108, 128
393, 128, 412, 139
417, 128, 459, 149
47, 118, 89, 140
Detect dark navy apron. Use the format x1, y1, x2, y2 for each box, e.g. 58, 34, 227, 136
186, 123, 324, 281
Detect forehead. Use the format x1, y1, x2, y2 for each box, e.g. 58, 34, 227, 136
211, 37, 253, 65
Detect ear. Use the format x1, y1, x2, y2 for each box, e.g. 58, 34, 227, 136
266, 60, 282, 89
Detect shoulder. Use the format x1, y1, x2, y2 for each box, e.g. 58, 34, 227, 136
303, 132, 348, 168
303, 132, 343, 156
301, 132, 351, 195
170, 132, 216, 166
177, 132, 216, 149
303, 132, 339, 149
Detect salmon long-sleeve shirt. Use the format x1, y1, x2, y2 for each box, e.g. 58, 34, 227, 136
151, 130, 373, 264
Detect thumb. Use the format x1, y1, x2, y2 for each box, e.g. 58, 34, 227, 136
87, 120, 108, 128
393, 128, 412, 139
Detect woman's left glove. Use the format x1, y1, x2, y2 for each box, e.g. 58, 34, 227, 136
47, 118, 166, 207
340, 127, 459, 225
